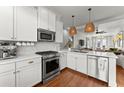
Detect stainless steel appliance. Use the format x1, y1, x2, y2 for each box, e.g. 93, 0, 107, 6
36, 51, 60, 83
37, 29, 55, 42
0, 42, 17, 60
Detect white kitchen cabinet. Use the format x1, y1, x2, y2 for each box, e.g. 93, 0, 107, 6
48, 11, 56, 32
38, 7, 49, 30
0, 6, 14, 40
16, 63, 41, 87
38, 7, 56, 32
60, 52, 67, 70
0, 71, 15, 87
67, 52, 87, 74
55, 21, 63, 43
87, 56, 97, 78
0, 63, 15, 87
76, 54, 87, 74
16, 58, 41, 87
15, 6, 37, 41
67, 53, 76, 70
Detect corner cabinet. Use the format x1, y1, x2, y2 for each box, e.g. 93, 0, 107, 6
38, 7, 56, 32
60, 52, 67, 70
0, 6, 14, 40
15, 6, 37, 41
67, 52, 87, 74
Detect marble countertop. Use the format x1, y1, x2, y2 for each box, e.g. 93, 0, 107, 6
59, 49, 118, 59
0, 54, 41, 64
87, 51, 118, 58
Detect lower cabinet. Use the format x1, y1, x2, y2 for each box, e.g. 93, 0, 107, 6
16, 63, 41, 87
76, 54, 87, 74
67, 53, 87, 74
0, 57, 41, 87
60, 52, 67, 70
67, 53, 76, 70
0, 70, 15, 87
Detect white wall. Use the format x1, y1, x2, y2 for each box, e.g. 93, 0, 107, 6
17, 42, 60, 56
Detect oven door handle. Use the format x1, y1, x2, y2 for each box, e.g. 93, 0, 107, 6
44, 57, 59, 62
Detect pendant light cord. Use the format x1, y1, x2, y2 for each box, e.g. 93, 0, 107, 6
88, 8, 91, 22
72, 15, 75, 26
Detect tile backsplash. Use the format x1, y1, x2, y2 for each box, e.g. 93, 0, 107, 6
17, 42, 60, 56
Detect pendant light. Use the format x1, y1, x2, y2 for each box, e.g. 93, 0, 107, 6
68, 15, 77, 36
84, 8, 95, 32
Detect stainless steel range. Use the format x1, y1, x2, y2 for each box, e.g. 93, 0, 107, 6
36, 51, 60, 83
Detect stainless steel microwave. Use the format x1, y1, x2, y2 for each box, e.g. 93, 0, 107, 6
37, 29, 55, 42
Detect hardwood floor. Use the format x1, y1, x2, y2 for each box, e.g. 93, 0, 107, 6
35, 68, 107, 87
117, 65, 124, 87
35, 65, 124, 87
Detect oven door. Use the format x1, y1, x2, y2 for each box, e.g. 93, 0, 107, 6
43, 56, 60, 79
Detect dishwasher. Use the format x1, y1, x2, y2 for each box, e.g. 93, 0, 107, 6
88, 56, 109, 82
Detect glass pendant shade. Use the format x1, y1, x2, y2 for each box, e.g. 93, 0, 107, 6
68, 15, 77, 36
85, 8, 95, 32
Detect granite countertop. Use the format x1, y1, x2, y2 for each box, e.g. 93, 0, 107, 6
0, 54, 41, 64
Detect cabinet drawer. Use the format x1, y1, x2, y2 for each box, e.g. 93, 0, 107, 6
16, 57, 41, 68
0, 63, 15, 74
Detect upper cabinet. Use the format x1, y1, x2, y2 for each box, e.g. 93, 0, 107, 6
15, 6, 37, 41
0, 6, 37, 42
38, 7, 56, 32
55, 20, 63, 43
38, 7, 49, 30
0, 7, 14, 40
48, 11, 56, 32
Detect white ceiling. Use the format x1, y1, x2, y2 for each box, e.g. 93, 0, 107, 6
46, 6, 124, 28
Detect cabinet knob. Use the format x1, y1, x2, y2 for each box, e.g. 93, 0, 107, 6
28, 61, 34, 64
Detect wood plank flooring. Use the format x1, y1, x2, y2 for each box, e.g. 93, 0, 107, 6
35, 65, 124, 87
117, 65, 124, 87
35, 68, 107, 87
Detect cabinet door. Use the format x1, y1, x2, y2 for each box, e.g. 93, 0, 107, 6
55, 21, 63, 43
48, 11, 56, 32
0, 6, 14, 40
15, 6, 37, 41
76, 54, 87, 74
38, 7, 49, 30
67, 53, 76, 70
0, 71, 15, 87
88, 56, 97, 78
16, 63, 41, 87
60, 52, 67, 70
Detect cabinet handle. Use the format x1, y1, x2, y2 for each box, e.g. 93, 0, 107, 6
16, 71, 20, 73
28, 61, 34, 64
13, 71, 20, 74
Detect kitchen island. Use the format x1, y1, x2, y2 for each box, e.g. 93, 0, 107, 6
59, 49, 118, 87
